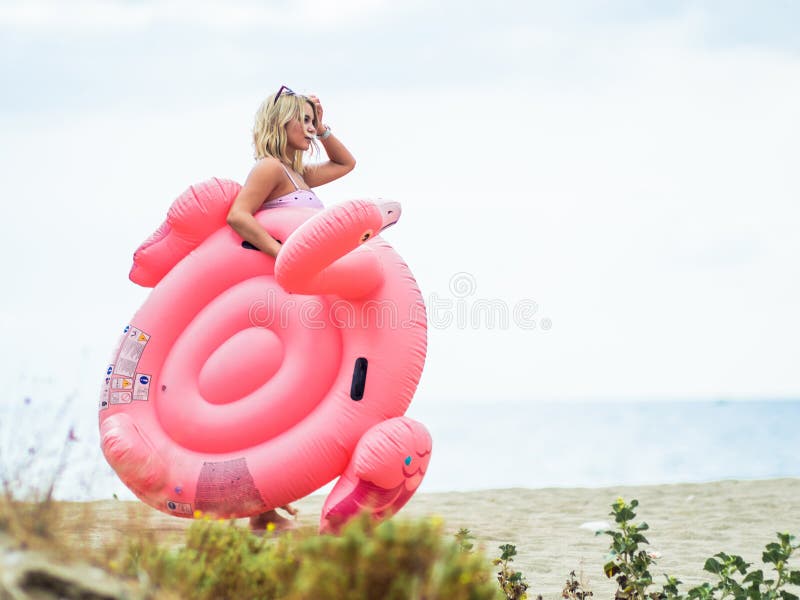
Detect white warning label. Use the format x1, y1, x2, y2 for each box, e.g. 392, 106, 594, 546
100, 325, 152, 410
133, 373, 151, 401
114, 326, 150, 377
110, 391, 132, 404
112, 377, 133, 390
166, 500, 193, 515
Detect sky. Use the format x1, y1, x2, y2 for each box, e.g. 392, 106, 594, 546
2, 0, 799, 415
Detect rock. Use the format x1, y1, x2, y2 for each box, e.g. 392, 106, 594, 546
0, 533, 142, 600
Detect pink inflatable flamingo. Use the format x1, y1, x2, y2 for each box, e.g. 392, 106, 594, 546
99, 178, 431, 532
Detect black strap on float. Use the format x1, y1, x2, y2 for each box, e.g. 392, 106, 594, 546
242, 238, 281, 250
350, 357, 368, 401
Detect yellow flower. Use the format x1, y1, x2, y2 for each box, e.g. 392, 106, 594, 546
193, 509, 203, 519
267, 522, 276, 532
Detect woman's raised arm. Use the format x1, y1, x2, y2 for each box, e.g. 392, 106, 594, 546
303, 95, 356, 188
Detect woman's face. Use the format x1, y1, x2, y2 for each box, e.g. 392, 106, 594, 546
285, 103, 317, 153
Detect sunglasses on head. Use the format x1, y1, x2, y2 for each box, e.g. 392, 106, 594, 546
274, 85, 295, 104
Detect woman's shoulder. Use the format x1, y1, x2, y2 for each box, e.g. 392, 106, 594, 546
251, 156, 284, 173
246, 157, 286, 184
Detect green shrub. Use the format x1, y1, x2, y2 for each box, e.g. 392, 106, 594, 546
678, 532, 800, 600
601, 497, 800, 600
494, 543, 530, 600
602, 497, 657, 599
121, 513, 499, 599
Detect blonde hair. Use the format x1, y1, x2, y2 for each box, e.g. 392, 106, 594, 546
252, 92, 319, 174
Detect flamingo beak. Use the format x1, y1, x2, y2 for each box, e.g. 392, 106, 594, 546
376, 200, 402, 232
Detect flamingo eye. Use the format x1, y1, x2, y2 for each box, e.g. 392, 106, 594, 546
404, 456, 412, 466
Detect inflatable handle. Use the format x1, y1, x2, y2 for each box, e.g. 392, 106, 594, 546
275, 199, 401, 299
100, 413, 168, 495
129, 178, 242, 287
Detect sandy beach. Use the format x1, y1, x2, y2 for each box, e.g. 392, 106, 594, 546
52, 478, 800, 598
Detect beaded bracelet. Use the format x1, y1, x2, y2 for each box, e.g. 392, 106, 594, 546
317, 125, 332, 140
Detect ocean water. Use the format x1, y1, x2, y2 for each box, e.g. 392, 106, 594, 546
1, 393, 798, 501
408, 399, 800, 491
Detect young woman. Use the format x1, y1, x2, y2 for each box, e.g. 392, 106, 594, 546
227, 87, 356, 532
226, 86, 356, 258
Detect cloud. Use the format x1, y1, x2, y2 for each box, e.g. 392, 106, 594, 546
3, 2, 798, 116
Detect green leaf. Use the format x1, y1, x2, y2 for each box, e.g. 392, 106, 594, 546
604, 530, 619, 538
747, 587, 763, 600
788, 570, 800, 585
498, 544, 517, 561
779, 591, 799, 600
743, 570, 764, 585
765, 543, 782, 552
704, 558, 723, 575
688, 583, 714, 600
618, 507, 637, 522
732, 556, 751, 575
